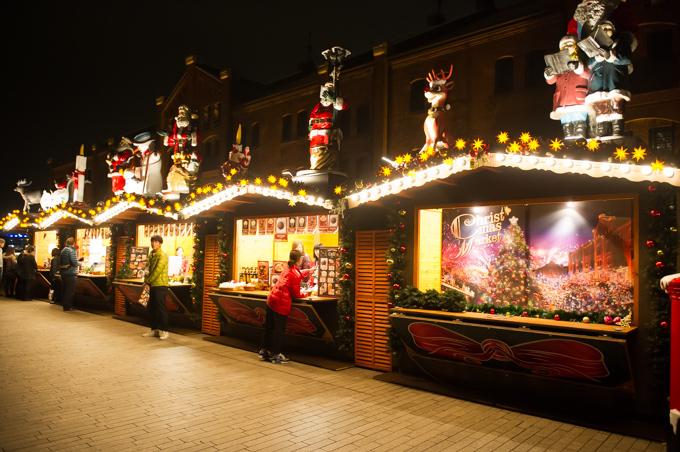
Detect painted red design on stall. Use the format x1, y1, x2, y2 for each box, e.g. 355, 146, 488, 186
285, 307, 317, 335
220, 298, 266, 327
408, 322, 609, 381
118, 286, 143, 306
164, 295, 180, 312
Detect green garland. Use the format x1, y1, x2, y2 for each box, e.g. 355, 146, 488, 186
385, 201, 408, 352
334, 199, 356, 358
111, 222, 134, 282
644, 184, 677, 391
189, 219, 208, 324
216, 216, 233, 284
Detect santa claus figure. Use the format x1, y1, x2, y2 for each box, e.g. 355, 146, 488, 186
106, 138, 134, 196
163, 105, 198, 164
309, 82, 346, 170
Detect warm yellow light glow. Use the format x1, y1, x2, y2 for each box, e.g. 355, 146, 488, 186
633, 146, 647, 161
497, 132, 509, 143
614, 147, 628, 161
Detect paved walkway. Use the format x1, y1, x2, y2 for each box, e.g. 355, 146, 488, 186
0, 298, 667, 452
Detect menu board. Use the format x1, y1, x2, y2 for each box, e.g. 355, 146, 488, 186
129, 246, 149, 279
317, 247, 341, 297
257, 261, 269, 282
271, 260, 286, 286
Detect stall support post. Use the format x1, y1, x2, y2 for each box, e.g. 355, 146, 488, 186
667, 277, 680, 447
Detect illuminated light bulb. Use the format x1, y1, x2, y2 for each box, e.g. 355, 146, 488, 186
546, 158, 555, 167
512, 155, 522, 164
663, 167, 674, 178
429, 168, 439, 177
563, 160, 573, 168
582, 161, 592, 170
601, 163, 611, 172
620, 164, 630, 174
495, 154, 506, 162
641, 166, 652, 176
457, 158, 466, 166
529, 156, 538, 165
352, 194, 360, 202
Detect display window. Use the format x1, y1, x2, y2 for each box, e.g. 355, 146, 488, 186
76, 228, 111, 275
34, 230, 58, 269
136, 222, 194, 280
417, 196, 636, 318
235, 214, 339, 285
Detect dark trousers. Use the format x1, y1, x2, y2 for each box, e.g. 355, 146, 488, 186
148, 286, 169, 331
16, 278, 33, 301
50, 277, 62, 302
61, 274, 77, 310
5, 276, 16, 297
260, 305, 289, 355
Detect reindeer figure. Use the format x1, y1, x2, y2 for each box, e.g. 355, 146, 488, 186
421, 64, 454, 154
14, 179, 42, 212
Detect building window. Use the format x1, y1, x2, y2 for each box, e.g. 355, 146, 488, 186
282, 114, 292, 142
357, 105, 370, 135
525, 50, 546, 88
649, 126, 673, 152
203, 105, 210, 128
410, 79, 429, 113
495, 56, 514, 94
251, 123, 260, 148
648, 29, 673, 62
336, 108, 351, 138
296, 110, 308, 139
213, 102, 221, 125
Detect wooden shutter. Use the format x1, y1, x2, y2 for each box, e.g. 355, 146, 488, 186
354, 230, 392, 371
202, 234, 220, 335
114, 236, 128, 315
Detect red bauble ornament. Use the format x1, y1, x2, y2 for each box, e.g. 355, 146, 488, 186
604, 316, 613, 325
660, 321, 668, 329
340, 248, 346, 254
222, 253, 227, 258
554, 314, 561, 321
656, 261, 665, 269
649, 184, 657, 191
221, 273, 226, 277
387, 273, 393, 279
399, 224, 405, 229
393, 283, 400, 290
399, 246, 406, 252
343, 273, 350, 280
646, 240, 656, 247
345, 316, 351, 322
192, 266, 196, 271
490, 308, 496, 314
522, 311, 528, 317
389, 229, 396, 233
651, 210, 661, 216
387, 302, 394, 308
222, 233, 226, 237
196, 224, 201, 228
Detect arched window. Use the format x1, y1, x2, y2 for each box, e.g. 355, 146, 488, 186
495, 56, 514, 94
281, 114, 292, 142
296, 110, 308, 139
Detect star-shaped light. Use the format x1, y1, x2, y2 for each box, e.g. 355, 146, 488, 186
288, 199, 297, 206
278, 178, 289, 187
419, 152, 429, 162
191, 193, 196, 198
196, 187, 203, 195
408, 169, 417, 178
614, 147, 629, 161
426, 147, 435, 157
174, 202, 182, 211
549, 139, 563, 151
270, 185, 277, 190
527, 139, 540, 151
225, 175, 232, 181
651, 159, 665, 172
238, 179, 247, 186
381, 166, 392, 177
267, 175, 277, 184
403, 154, 412, 163
215, 183, 223, 189
395, 155, 404, 165
497, 132, 509, 144
587, 139, 600, 151
472, 139, 484, 151
334, 186, 343, 195
444, 157, 454, 166
298, 189, 307, 197
254, 177, 262, 185
519, 132, 532, 144
632, 146, 647, 161
507, 141, 522, 154
230, 168, 237, 175
455, 139, 466, 150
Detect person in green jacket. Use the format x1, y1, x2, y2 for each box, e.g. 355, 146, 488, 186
142, 235, 170, 340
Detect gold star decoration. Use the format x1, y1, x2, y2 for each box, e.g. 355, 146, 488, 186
288, 199, 297, 206
419, 152, 429, 162
270, 185, 277, 190
381, 166, 392, 177
651, 159, 665, 172
254, 178, 262, 185
444, 157, 454, 166
507, 141, 522, 154
519, 132, 532, 144
174, 202, 181, 211
225, 175, 232, 181
614, 147, 629, 161
632, 146, 647, 161
455, 139, 466, 150
587, 139, 600, 151
215, 183, 223, 189
267, 175, 277, 184
278, 178, 289, 187
230, 168, 237, 175
395, 155, 404, 165
334, 186, 343, 195
472, 138, 484, 151
408, 169, 417, 178
196, 187, 203, 195
298, 189, 307, 197
239, 179, 248, 185
497, 132, 509, 144
527, 139, 540, 151
549, 139, 563, 151
403, 154, 412, 164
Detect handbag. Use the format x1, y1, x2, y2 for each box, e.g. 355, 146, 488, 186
139, 285, 150, 307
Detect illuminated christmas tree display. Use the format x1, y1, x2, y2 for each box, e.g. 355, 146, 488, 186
489, 216, 539, 307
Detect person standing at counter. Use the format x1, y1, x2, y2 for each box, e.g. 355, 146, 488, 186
49, 248, 62, 304
292, 240, 315, 284
60, 238, 78, 311
142, 235, 170, 340
3, 246, 17, 298
259, 249, 307, 364
16, 246, 38, 301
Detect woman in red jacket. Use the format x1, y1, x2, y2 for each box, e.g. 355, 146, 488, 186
259, 249, 307, 364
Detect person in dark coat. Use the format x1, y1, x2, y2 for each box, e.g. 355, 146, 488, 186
3, 246, 17, 297
49, 248, 62, 304
16, 246, 38, 301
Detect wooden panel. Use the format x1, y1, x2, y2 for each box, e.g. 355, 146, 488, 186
354, 230, 392, 371
114, 236, 129, 315
202, 234, 221, 335
418, 209, 442, 291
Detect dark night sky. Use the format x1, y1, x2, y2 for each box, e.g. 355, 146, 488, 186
2, 0, 522, 217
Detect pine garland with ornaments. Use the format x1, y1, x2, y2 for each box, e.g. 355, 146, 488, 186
385, 201, 409, 352
189, 219, 209, 324
216, 216, 233, 285
111, 222, 135, 282
334, 200, 356, 358
644, 183, 677, 390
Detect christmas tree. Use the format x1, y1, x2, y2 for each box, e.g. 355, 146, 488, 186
489, 216, 540, 307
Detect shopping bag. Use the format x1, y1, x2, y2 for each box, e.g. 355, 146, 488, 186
139, 286, 150, 307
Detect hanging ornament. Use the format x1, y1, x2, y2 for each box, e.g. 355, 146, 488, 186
390, 247, 397, 253
521, 311, 528, 317
656, 261, 665, 269
399, 224, 405, 229
646, 240, 656, 247
386, 258, 394, 265
490, 308, 496, 314
657, 250, 664, 256
648, 184, 657, 191
344, 262, 353, 269
196, 224, 201, 228
554, 314, 560, 321
342, 273, 350, 280
393, 283, 400, 290
399, 246, 406, 252
398, 210, 406, 216
340, 248, 346, 254
651, 210, 661, 216
582, 316, 590, 323
613, 317, 621, 324
604, 316, 613, 325
395, 294, 400, 300
222, 253, 227, 258
387, 301, 393, 308
345, 316, 351, 322
389, 229, 396, 233
387, 273, 393, 279
660, 321, 668, 329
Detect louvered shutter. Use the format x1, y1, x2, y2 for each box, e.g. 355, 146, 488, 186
202, 234, 221, 335
114, 236, 128, 315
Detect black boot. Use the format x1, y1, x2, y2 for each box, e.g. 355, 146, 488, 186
573, 121, 588, 139
597, 121, 611, 138
611, 119, 625, 137
562, 122, 573, 139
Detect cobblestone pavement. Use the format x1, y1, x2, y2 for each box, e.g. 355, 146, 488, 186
0, 298, 667, 451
